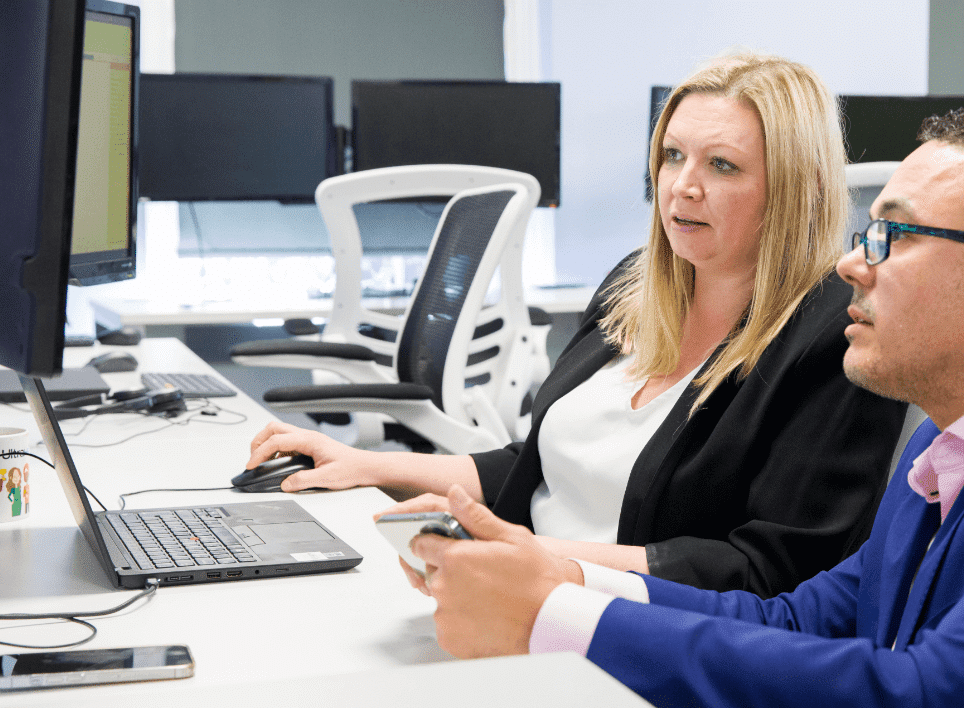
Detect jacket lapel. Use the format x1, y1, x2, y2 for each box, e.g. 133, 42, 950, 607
616, 344, 730, 545
891, 495, 964, 649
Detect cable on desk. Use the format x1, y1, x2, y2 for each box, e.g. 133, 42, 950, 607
66, 399, 248, 449
0, 579, 160, 650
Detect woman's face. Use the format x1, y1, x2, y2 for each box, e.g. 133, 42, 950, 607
658, 93, 767, 280
10, 468, 20, 486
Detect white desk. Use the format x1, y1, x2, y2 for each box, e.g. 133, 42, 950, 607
87, 279, 596, 329
0, 339, 649, 707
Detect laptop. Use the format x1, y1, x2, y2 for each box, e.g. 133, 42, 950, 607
19, 375, 362, 589
0, 366, 109, 403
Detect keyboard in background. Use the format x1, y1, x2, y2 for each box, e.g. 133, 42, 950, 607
141, 372, 237, 399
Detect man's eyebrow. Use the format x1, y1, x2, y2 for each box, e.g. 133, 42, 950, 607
873, 197, 915, 222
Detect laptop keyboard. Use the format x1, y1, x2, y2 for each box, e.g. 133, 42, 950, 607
108, 508, 258, 570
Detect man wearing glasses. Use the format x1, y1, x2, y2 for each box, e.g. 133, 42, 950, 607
409, 109, 964, 707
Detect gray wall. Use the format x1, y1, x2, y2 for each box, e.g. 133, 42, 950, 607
930, 0, 964, 94
173, 0, 505, 126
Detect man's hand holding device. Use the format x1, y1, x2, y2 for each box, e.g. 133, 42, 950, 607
377, 485, 585, 657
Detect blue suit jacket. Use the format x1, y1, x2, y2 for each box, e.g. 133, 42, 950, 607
586, 418, 963, 707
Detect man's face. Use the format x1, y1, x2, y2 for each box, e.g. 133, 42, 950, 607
836, 140, 964, 428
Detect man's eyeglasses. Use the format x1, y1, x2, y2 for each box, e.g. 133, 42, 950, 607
851, 219, 964, 265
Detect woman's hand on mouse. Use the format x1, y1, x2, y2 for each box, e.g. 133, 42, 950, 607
249, 422, 486, 500
247, 421, 377, 492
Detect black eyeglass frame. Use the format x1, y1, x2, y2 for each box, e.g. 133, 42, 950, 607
852, 219, 964, 265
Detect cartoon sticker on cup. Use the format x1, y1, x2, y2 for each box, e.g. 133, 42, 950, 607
0, 428, 31, 522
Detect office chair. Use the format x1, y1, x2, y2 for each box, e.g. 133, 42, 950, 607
244, 182, 537, 454
232, 165, 550, 444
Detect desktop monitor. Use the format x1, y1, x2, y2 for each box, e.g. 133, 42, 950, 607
68, 0, 139, 286
138, 73, 338, 203
351, 80, 561, 207
0, 0, 86, 377
840, 94, 964, 163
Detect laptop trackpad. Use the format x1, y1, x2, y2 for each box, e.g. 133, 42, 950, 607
246, 521, 334, 544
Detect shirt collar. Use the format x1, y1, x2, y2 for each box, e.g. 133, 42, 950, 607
908, 414, 964, 522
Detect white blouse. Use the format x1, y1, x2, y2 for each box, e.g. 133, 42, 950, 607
530, 355, 702, 543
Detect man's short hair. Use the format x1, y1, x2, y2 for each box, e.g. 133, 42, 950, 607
918, 107, 964, 146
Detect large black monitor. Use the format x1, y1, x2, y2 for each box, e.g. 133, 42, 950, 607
840, 94, 964, 163
68, 0, 139, 285
351, 80, 561, 207
0, 0, 86, 377
138, 73, 338, 203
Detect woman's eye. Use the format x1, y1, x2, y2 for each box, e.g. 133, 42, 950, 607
663, 147, 682, 163
712, 157, 737, 173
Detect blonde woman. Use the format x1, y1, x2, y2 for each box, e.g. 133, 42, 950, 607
248, 52, 907, 597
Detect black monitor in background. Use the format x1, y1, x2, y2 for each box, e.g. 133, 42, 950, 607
69, 0, 139, 286
351, 80, 561, 207
138, 73, 338, 203
0, 0, 86, 377
840, 94, 964, 163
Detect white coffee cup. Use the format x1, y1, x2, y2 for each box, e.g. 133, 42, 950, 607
0, 427, 32, 522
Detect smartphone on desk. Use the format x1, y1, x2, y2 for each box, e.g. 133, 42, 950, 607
0, 644, 194, 691
376, 512, 473, 576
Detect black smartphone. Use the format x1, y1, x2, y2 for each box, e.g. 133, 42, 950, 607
376, 511, 473, 576
0, 645, 194, 691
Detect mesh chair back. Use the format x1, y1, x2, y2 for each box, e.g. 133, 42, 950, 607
395, 189, 515, 410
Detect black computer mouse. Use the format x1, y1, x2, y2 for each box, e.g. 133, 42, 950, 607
231, 454, 316, 493
97, 326, 142, 346
86, 351, 138, 373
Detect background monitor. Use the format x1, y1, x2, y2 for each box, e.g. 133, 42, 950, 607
138, 73, 338, 203
0, 0, 86, 377
68, 0, 139, 286
351, 80, 561, 207
840, 94, 964, 163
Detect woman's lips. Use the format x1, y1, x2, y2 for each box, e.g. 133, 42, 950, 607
672, 216, 708, 232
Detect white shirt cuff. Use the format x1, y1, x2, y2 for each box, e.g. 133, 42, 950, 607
529, 583, 614, 655
529, 562, 651, 655
574, 559, 650, 603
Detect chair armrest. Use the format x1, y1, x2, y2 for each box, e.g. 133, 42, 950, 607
264, 382, 433, 404
262, 383, 503, 454
232, 339, 379, 361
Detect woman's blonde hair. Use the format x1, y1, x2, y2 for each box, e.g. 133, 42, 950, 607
601, 51, 848, 413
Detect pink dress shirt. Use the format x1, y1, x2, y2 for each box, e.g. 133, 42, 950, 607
907, 414, 964, 522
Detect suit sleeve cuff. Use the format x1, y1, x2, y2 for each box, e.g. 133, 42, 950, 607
574, 559, 650, 603
529, 583, 615, 655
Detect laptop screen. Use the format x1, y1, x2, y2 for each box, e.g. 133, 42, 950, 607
19, 375, 118, 577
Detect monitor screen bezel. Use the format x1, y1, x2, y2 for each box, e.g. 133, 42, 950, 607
68, 0, 140, 286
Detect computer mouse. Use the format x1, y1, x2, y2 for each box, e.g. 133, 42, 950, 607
231, 454, 316, 493
86, 351, 139, 373
97, 326, 142, 346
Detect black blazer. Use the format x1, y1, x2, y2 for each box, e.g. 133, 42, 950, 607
472, 254, 908, 597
